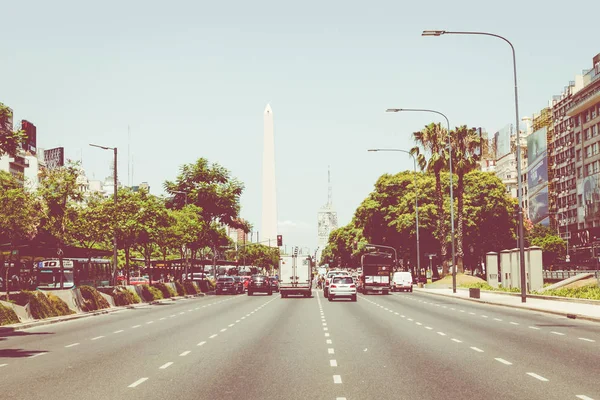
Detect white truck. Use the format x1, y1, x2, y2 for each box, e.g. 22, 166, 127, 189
279, 255, 312, 298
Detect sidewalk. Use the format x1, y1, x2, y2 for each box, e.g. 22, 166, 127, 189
414, 287, 600, 323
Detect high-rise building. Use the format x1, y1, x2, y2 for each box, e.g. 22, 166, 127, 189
316, 167, 338, 264
261, 104, 278, 247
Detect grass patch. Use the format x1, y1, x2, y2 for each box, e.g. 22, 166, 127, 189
459, 282, 521, 293
152, 283, 175, 298
113, 287, 141, 306
175, 281, 185, 296
47, 293, 75, 315
184, 281, 198, 295
79, 286, 110, 312
533, 285, 600, 300
140, 285, 163, 301
0, 302, 19, 325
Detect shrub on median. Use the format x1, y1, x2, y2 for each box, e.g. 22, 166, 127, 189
113, 287, 141, 306
460, 282, 521, 293
0, 302, 19, 325
140, 284, 163, 301
175, 281, 185, 296
184, 281, 198, 295
152, 282, 175, 298
533, 285, 600, 300
22, 290, 58, 319
79, 286, 110, 312
47, 293, 75, 315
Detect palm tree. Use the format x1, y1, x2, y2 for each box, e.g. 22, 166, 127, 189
411, 123, 449, 273
451, 126, 482, 272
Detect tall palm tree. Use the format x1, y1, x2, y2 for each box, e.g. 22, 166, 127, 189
411, 122, 449, 273
451, 126, 482, 272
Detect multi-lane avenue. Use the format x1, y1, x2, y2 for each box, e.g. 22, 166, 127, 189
1, 290, 599, 400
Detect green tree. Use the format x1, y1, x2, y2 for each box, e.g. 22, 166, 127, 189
38, 162, 84, 289
0, 103, 26, 158
113, 188, 144, 284
171, 205, 205, 278
238, 244, 280, 273
451, 126, 482, 272
135, 190, 169, 284
412, 123, 450, 270
530, 234, 566, 267
0, 172, 45, 299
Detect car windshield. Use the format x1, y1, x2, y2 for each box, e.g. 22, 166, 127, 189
333, 277, 354, 284
217, 277, 234, 282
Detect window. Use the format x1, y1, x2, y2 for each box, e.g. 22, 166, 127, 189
594, 161, 600, 174
586, 145, 592, 158
585, 128, 591, 140
587, 163, 593, 175
578, 167, 582, 178
593, 125, 598, 137
593, 108, 598, 120
577, 149, 582, 161
577, 132, 581, 144
593, 142, 599, 155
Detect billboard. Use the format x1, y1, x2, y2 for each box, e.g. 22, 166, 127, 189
527, 127, 548, 225
527, 156, 548, 197
21, 120, 37, 155
579, 174, 600, 224
527, 127, 548, 168
44, 147, 64, 170
529, 186, 549, 225
495, 124, 512, 159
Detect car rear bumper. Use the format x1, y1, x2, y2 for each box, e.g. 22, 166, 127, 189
329, 289, 356, 297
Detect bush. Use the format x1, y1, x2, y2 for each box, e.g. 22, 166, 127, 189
184, 281, 198, 295
0, 302, 19, 325
534, 285, 600, 300
22, 290, 58, 319
113, 287, 141, 306
152, 283, 173, 298
47, 293, 74, 315
460, 282, 521, 293
175, 281, 185, 296
79, 286, 110, 312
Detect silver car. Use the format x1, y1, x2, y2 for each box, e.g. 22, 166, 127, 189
328, 276, 357, 302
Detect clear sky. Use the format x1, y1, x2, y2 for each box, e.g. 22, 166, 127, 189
1, 0, 598, 251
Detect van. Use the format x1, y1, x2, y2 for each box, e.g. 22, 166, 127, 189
391, 271, 413, 292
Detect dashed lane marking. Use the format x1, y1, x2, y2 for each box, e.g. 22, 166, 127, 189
550, 331, 565, 336
510, 322, 519, 325
325, 333, 330, 337
437, 332, 446, 336
179, 312, 185, 315
468, 312, 476, 315
451, 338, 463, 343
333, 375, 342, 384
114, 330, 124, 334
128, 377, 148, 388
65, 343, 80, 348
579, 338, 596, 343
326, 339, 332, 344
197, 341, 206, 346
209, 334, 218, 339
495, 358, 513, 365
470, 347, 484, 353
576, 395, 595, 400
236, 320, 240, 323
159, 362, 173, 369
425, 327, 433, 330
526, 372, 548, 382
0, 364, 7, 367
416, 322, 423, 326
336, 397, 347, 400
328, 348, 335, 354
493, 318, 503, 322
132, 325, 141, 329
146, 321, 154, 324
159, 318, 166, 321
529, 326, 540, 330
228, 324, 234, 327
180, 351, 191, 357
482, 315, 489, 318
29, 353, 46, 359
330, 360, 338, 367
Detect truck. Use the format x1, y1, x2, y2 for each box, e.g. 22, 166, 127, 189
279, 255, 312, 298
359, 252, 393, 295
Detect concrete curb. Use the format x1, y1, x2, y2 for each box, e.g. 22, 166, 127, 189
414, 288, 600, 324
3, 291, 210, 331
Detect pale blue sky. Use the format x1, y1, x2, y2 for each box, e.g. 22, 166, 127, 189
2, 0, 598, 250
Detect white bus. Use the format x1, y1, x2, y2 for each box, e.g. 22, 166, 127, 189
37, 259, 75, 289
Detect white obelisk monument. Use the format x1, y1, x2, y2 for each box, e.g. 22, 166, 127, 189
262, 104, 278, 247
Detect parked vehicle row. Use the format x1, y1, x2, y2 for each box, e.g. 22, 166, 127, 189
215, 275, 279, 296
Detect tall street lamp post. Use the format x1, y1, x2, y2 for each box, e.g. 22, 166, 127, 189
172, 191, 189, 280
368, 148, 421, 277
90, 143, 118, 286
422, 29, 527, 302
386, 108, 457, 293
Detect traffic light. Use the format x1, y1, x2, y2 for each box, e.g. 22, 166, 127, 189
277, 235, 283, 247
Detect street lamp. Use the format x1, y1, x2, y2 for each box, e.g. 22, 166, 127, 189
89, 143, 118, 286
368, 148, 421, 277
422, 29, 527, 302
172, 191, 189, 280
386, 108, 457, 293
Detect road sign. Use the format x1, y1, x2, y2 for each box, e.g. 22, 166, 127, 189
565, 255, 570, 262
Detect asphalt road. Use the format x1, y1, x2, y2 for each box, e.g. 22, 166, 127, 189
1, 290, 599, 400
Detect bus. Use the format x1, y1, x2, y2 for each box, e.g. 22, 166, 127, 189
37, 258, 112, 290
359, 252, 394, 295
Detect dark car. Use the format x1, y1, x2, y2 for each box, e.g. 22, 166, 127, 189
216, 276, 237, 295
248, 275, 272, 296
268, 276, 279, 293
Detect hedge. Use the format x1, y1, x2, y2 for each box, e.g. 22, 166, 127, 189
47, 293, 74, 315
152, 283, 173, 299
0, 302, 19, 325
141, 285, 163, 301
175, 281, 185, 296
184, 281, 198, 295
113, 287, 141, 306
79, 286, 110, 312
534, 285, 600, 300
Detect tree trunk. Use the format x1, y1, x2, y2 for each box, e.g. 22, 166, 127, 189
58, 247, 65, 290
125, 247, 131, 285
435, 172, 448, 271
456, 173, 465, 273
5, 251, 13, 301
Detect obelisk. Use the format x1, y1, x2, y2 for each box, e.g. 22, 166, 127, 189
262, 104, 278, 247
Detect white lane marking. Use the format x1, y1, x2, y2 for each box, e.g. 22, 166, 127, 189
437, 332, 446, 336
180, 351, 191, 357
241, 316, 246, 320
460, 310, 466, 313
91, 336, 105, 341
469, 312, 476, 315
510, 322, 519, 325
322, 323, 327, 326
29, 353, 46, 358
195, 307, 200, 310
425, 327, 433, 330
114, 330, 124, 334
416, 322, 423, 326
495, 358, 513, 365
408, 318, 414, 321
159, 318, 166, 321
550, 331, 565, 336
328, 348, 335, 354
330, 359, 338, 367
470, 347, 484, 353
481, 315, 489, 318
394, 312, 399, 315
529, 326, 540, 330
132, 325, 141, 329
451, 338, 463, 343
0, 364, 7, 367
246, 314, 251, 317
188, 309, 193, 312
209, 334, 218, 339
65, 343, 80, 348
128, 377, 148, 388
220, 328, 227, 332
197, 341, 206, 346
324, 327, 329, 331
450, 308, 456, 310
228, 324, 234, 327
576, 395, 594, 400
159, 362, 173, 369
400, 315, 406, 318
493, 318, 503, 321
526, 372, 548, 382
170, 314, 176, 318
325, 333, 330, 337
333, 375, 342, 384
578, 337, 596, 343
146, 321, 154, 324
236, 320, 240, 323
326, 339, 332, 344
179, 312, 185, 315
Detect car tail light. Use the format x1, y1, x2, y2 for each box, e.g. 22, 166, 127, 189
350, 285, 356, 288
330, 285, 337, 288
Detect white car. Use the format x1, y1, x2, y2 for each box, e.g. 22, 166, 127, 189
328, 275, 357, 302
324, 270, 350, 297
391, 271, 413, 292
